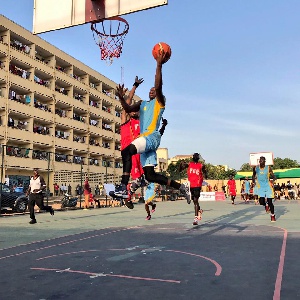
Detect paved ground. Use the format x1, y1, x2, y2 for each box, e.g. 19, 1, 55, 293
0, 198, 300, 300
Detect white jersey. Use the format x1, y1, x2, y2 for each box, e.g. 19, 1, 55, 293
30, 176, 46, 193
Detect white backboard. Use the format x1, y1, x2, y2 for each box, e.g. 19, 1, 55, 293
249, 152, 274, 166
33, 0, 168, 34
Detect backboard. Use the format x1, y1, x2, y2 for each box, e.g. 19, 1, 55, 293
33, 0, 168, 34
249, 152, 274, 167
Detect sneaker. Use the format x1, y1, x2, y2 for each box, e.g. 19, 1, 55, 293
145, 215, 151, 220
151, 204, 156, 213
129, 181, 139, 194
193, 218, 198, 226
124, 198, 134, 209
114, 183, 130, 199
29, 219, 37, 224
265, 205, 270, 213
271, 215, 276, 222
180, 182, 191, 204
231, 201, 234, 205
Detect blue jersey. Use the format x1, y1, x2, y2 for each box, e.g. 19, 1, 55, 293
255, 165, 273, 198
244, 180, 250, 192
139, 98, 165, 137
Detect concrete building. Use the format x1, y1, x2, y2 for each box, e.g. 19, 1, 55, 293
155, 147, 168, 173
0, 15, 141, 194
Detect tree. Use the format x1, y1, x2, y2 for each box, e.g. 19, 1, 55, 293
239, 163, 252, 172
273, 157, 300, 169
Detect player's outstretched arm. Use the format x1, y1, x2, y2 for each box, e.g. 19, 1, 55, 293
116, 84, 141, 113
127, 76, 143, 105
154, 52, 167, 107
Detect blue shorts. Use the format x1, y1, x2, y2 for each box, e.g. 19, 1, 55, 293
140, 131, 161, 167
257, 185, 274, 198
145, 183, 155, 203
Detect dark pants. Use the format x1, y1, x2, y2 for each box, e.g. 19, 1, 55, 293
28, 193, 52, 220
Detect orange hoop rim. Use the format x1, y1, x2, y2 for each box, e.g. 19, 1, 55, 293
90, 16, 129, 37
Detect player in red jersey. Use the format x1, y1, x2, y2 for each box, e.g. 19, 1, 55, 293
227, 175, 237, 205
186, 153, 207, 225
119, 76, 146, 201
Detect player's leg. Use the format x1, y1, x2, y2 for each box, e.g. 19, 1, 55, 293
144, 183, 155, 220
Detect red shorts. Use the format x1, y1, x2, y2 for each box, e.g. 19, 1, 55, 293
131, 154, 144, 180
229, 190, 236, 196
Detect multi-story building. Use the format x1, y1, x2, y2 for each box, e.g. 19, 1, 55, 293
0, 15, 141, 194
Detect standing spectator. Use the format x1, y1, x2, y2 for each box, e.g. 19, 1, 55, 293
95, 185, 100, 195
68, 184, 72, 195
99, 182, 104, 196
60, 183, 64, 196
76, 184, 81, 196
26, 168, 54, 224
83, 177, 90, 210
54, 183, 59, 196
213, 184, 218, 192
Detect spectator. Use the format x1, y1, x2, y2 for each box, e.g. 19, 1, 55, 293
53, 183, 59, 196
68, 184, 72, 195
83, 177, 90, 210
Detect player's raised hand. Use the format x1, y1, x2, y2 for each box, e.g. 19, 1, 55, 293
134, 76, 144, 86
116, 84, 128, 99
162, 118, 168, 126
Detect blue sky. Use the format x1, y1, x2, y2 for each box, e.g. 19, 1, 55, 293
1, 0, 300, 169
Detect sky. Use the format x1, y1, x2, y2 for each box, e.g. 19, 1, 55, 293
1, 0, 300, 170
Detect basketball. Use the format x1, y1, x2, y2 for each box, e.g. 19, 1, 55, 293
152, 42, 172, 63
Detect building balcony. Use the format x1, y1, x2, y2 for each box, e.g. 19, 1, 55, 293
30, 106, 54, 122
7, 127, 31, 142
55, 115, 72, 128
0, 41, 8, 55
89, 144, 103, 155
32, 132, 54, 145
73, 141, 88, 152
88, 164, 103, 173
55, 70, 72, 86
0, 125, 5, 137
9, 47, 33, 66
71, 119, 88, 131
9, 72, 31, 89
102, 129, 114, 139
89, 105, 101, 116
89, 125, 102, 136
33, 81, 54, 98
0, 97, 6, 109
55, 137, 73, 150
5, 155, 37, 170
73, 99, 87, 111
0, 67, 7, 81
54, 91, 73, 106
34, 59, 54, 76
70, 76, 88, 91
102, 110, 114, 122
8, 100, 31, 116
54, 161, 74, 172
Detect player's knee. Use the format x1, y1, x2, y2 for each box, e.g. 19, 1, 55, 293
121, 144, 137, 160
259, 197, 265, 205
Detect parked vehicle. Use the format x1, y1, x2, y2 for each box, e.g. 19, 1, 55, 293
0, 184, 28, 213
61, 193, 78, 208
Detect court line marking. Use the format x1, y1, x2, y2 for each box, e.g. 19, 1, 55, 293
273, 226, 288, 300
30, 267, 181, 284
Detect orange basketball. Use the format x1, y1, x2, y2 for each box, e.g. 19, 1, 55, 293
152, 42, 172, 64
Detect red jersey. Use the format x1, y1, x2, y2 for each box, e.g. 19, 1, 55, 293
120, 118, 140, 150
187, 162, 203, 188
227, 179, 236, 195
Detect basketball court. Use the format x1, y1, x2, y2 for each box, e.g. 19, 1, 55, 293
1, 199, 300, 299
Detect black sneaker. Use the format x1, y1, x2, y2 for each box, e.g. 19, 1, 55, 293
124, 199, 134, 209
180, 182, 191, 204
29, 219, 37, 224
114, 183, 130, 199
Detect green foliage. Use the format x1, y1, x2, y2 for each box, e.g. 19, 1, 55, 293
167, 159, 237, 180
273, 157, 300, 169
239, 163, 252, 172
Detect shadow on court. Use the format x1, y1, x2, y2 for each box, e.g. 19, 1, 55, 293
0, 203, 299, 300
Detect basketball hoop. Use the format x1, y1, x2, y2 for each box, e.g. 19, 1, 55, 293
91, 17, 129, 65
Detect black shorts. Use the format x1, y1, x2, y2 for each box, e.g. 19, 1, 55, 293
190, 187, 201, 199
